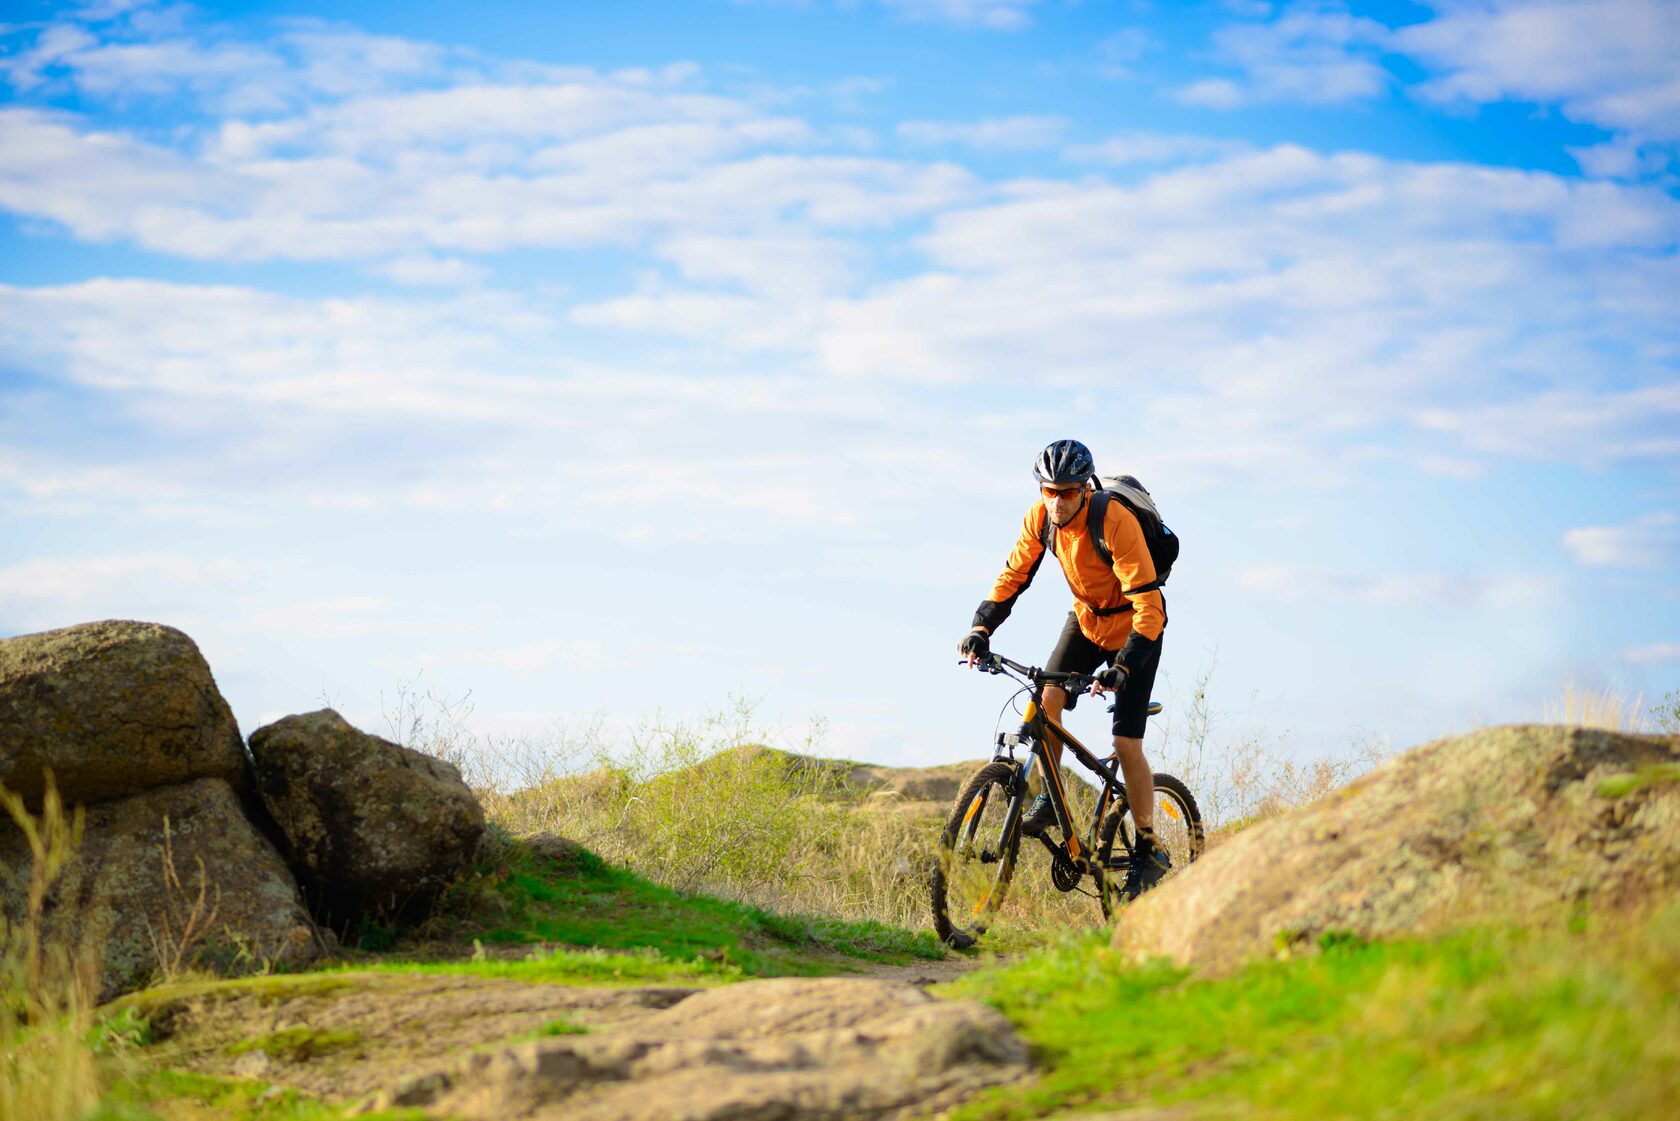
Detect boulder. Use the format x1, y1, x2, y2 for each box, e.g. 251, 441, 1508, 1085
0, 620, 247, 807
366, 976, 1030, 1120
1116, 725, 1680, 974
247, 709, 484, 924
0, 777, 327, 999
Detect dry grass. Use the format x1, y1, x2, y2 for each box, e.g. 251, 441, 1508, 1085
1544, 680, 1647, 732
0, 773, 101, 1121
1147, 660, 1388, 840
393, 662, 1388, 944
142, 813, 223, 986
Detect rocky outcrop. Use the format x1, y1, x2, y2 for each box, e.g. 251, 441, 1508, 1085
0, 778, 326, 999
0, 620, 247, 807
248, 709, 484, 924
1116, 725, 1680, 974
367, 976, 1029, 1120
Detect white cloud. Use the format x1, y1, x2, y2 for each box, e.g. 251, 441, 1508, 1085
1066, 131, 1249, 166
0, 276, 1025, 553
0, 11, 453, 115
1623, 641, 1680, 664
1093, 28, 1154, 79
0, 553, 239, 602
897, 115, 1068, 151
1397, 0, 1680, 146
375, 254, 489, 286
1567, 136, 1676, 180
1562, 513, 1679, 569
878, 0, 1045, 30
237, 596, 389, 639
1415, 381, 1680, 467
0, 278, 545, 417
0, 552, 248, 634
802, 147, 1680, 476
1, 5, 1677, 536
1175, 4, 1391, 108
455, 638, 632, 675
1237, 565, 1555, 607
0, 101, 973, 263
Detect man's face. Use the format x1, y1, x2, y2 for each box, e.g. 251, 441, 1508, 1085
1041, 481, 1087, 527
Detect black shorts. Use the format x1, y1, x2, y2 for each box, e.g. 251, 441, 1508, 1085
1044, 612, 1162, 739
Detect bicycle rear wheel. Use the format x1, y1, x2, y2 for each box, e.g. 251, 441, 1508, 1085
1096, 772, 1204, 919
931, 762, 1022, 949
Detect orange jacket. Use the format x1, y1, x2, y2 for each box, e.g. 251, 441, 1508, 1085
973, 496, 1165, 650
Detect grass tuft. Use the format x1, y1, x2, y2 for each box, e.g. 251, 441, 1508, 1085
226, 1026, 362, 1062
2, 774, 103, 1121
1544, 680, 1646, 732
1596, 763, 1680, 799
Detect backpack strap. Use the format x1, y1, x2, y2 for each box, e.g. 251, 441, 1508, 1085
1089, 491, 1161, 595
1086, 490, 1114, 568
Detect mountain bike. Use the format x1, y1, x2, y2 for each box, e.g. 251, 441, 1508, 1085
932, 650, 1204, 948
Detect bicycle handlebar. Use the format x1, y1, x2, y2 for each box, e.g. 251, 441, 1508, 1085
969, 652, 1099, 695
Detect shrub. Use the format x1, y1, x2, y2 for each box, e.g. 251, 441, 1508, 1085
1651, 690, 1680, 736
394, 669, 1390, 938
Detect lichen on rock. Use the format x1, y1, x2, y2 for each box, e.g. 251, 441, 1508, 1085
0, 777, 328, 999
1116, 724, 1680, 973
0, 620, 248, 808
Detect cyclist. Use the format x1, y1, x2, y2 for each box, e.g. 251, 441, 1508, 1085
959, 438, 1171, 900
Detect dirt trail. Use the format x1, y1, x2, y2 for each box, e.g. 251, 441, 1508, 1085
128, 965, 1029, 1120
845, 952, 996, 987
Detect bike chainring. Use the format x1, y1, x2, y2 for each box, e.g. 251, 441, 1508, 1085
1049, 845, 1083, 892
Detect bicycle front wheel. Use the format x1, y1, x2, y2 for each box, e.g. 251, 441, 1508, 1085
931, 762, 1022, 949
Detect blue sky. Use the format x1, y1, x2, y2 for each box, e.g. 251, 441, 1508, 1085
2, 0, 1677, 773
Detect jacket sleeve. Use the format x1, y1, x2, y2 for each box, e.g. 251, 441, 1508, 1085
1104, 501, 1166, 652
972, 503, 1049, 632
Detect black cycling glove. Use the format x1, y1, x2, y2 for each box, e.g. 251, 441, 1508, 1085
959, 629, 990, 659
1095, 665, 1128, 692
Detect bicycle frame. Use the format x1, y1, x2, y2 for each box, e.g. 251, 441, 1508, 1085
991, 664, 1129, 871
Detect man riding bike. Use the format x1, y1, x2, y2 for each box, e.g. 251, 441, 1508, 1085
959, 438, 1172, 900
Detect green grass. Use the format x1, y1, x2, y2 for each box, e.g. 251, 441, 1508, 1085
483, 1016, 590, 1047
226, 1027, 362, 1062
98, 1070, 424, 1121
1596, 762, 1680, 799
946, 904, 1680, 1120
361, 945, 747, 985
417, 837, 942, 978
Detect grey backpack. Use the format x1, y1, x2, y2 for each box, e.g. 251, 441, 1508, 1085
1040, 474, 1178, 594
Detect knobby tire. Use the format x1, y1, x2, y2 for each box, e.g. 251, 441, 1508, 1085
931, 761, 1021, 949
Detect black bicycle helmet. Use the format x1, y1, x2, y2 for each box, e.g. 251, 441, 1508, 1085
1033, 439, 1095, 486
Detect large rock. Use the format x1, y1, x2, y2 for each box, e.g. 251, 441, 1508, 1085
0, 620, 248, 807
247, 709, 484, 924
370, 976, 1030, 1120
0, 777, 327, 999
1116, 725, 1680, 974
